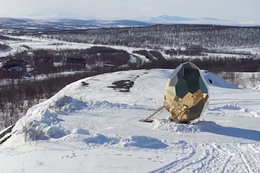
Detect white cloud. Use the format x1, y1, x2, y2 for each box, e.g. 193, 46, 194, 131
0, 0, 259, 23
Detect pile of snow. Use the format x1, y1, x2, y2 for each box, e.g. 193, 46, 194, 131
14, 107, 70, 140
122, 136, 168, 149
51, 96, 88, 113
84, 134, 118, 146
152, 119, 226, 133
152, 119, 201, 133
71, 128, 90, 135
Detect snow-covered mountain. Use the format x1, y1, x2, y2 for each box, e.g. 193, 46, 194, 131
0, 69, 259, 173
136, 15, 237, 25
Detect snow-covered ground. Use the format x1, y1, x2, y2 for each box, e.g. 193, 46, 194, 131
0, 35, 147, 57
1, 35, 259, 61
0, 69, 259, 173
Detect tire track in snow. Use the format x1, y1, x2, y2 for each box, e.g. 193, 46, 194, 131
149, 145, 196, 173
220, 155, 232, 173
172, 143, 230, 173
173, 145, 213, 172
193, 144, 224, 173
150, 143, 215, 173
238, 151, 253, 173
226, 144, 260, 173
150, 143, 260, 173
238, 145, 260, 173
211, 144, 234, 173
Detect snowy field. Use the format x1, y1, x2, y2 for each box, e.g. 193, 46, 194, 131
0, 69, 259, 173
0, 35, 148, 59
1, 35, 260, 61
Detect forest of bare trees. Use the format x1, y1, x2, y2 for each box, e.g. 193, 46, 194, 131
0, 69, 123, 128
47, 25, 260, 49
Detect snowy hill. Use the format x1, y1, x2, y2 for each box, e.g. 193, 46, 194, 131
0, 69, 259, 173
135, 15, 237, 25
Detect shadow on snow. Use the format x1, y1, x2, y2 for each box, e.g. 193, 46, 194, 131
197, 121, 260, 142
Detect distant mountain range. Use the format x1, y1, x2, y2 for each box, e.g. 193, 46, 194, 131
135, 15, 237, 25
0, 18, 151, 32
0, 16, 258, 33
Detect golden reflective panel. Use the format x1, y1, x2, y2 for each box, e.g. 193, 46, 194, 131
164, 62, 209, 123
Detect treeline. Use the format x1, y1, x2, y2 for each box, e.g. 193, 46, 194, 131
0, 69, 121, 128
137, 50, 260, 72
47, 24, 260, 49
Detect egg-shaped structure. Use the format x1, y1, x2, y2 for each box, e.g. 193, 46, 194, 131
163, 62, 209, 123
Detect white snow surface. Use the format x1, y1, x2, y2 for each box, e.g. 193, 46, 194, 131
0, 69, 260, 173
0, 35, 147, 58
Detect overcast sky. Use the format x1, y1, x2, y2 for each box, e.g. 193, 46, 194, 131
0, 0, 259, 23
